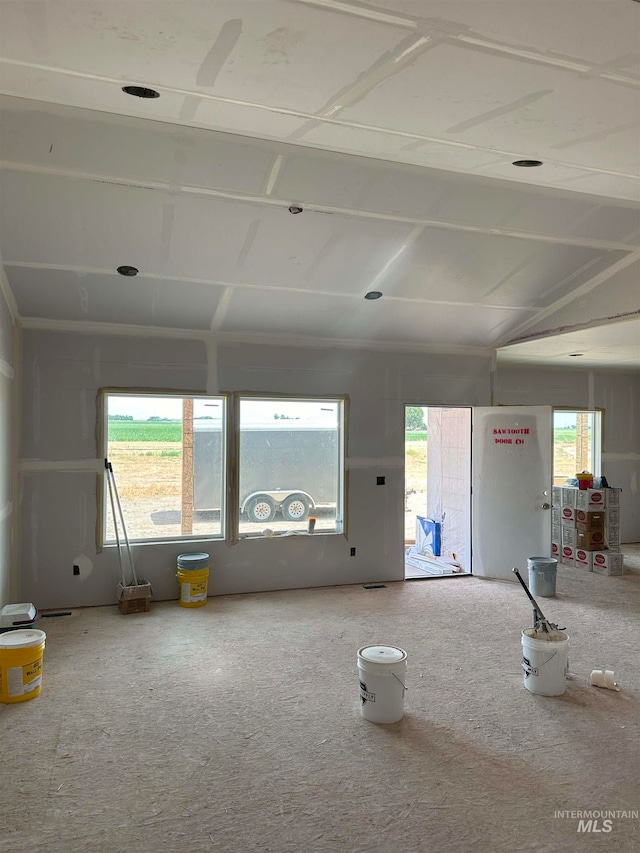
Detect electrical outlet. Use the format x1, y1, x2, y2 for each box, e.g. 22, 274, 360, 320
350, 547, 356, 556
376, 476, 385, 485
73, 565, 80, 576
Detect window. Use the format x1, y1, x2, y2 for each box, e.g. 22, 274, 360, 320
100, 392, 346, 545
238, 397, 345, 537
101, 393, 226, 544
553, 410, 602, 485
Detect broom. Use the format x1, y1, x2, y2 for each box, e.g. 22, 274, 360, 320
105, 459, 152, 613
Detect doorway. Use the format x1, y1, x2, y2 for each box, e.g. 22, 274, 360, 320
404, 406, 472, 579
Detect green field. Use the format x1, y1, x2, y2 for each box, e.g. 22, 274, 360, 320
111, 422, 582, 445
108, 421, 182, 442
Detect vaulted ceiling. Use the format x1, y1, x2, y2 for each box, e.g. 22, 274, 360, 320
1, 0, 639, 368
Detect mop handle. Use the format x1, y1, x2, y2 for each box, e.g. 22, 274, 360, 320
105, 460, 126, 586
512, 567, 547, 624
106, 459, 138, 586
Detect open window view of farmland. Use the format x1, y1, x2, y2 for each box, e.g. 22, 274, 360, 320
105, 395, 343, 543
105, 395, 225, 542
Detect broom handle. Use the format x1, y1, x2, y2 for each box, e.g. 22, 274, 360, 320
106, 460, 138, 586
105, 460, 126, 587
512, 567, 547, 624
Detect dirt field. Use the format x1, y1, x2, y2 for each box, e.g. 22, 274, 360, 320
107, 438, 577, 542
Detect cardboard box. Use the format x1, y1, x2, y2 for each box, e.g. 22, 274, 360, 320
561, 526, 577, 547
561, 487, 577, 508
605, 526, 621, 551
552, 522, 562, 543
592, 551, 624, 576
576, 528, 605, 550
575, 548, 593, 571
552, 506, 561, 526
551, 541, 560, 559
606, 488, 622, 508
575, 510, 605, 531
606, 507, 620, 524
560, 506, 576, 524
576, 489, 606, 511
561, 544, 575, 566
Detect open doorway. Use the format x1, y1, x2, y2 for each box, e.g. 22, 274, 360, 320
404, 406, 472, 579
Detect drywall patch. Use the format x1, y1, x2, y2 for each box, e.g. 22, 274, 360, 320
73, 553, 93, 580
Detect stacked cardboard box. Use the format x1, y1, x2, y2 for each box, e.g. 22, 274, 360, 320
551, 486, 623, 576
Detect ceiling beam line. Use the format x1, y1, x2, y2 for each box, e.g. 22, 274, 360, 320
2, 261, 541, 313
18, 315, 494, 357
1, 71, 638, 188
492, 248, 640, 347
2, 161, 635, 253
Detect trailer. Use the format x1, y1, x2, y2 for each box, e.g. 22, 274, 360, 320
193, 421, 339, 522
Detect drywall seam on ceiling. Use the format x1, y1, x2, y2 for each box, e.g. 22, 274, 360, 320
5, 264, 540, 313
19, 459, 103, 472
1, 68, 638, 190
262, 156, 284, 196
493, 249, 640, 347
293, 0, 640, 87
288, 33, 445, 141
0, 262, 19, 323
17, 315, 493, 357
2, 162, 635, 252
0, 359, 14, 379
206, 338, 218, 395
210, 288, 234, 331
365, 225, 424, 295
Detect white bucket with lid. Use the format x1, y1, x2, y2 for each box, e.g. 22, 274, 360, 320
521, 629, 569, 696
357, 645, 407, 723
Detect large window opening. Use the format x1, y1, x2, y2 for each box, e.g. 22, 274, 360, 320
553, 410, 602, 485
101, 392, 345, 544
238, 397, 344, 537
102, 393, 226, 544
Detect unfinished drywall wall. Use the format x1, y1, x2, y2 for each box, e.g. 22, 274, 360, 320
19, 330, 492, 609
495, 365, 640, 542
0, 283, 15, 607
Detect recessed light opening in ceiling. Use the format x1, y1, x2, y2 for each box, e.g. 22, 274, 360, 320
288, 205, 303, 215
122, 85, 160, 99
512, 159, 544, 168
117, 265, 139, 276
364, 291, 383, 300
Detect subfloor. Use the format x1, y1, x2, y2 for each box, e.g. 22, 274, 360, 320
2, 565, 639, 853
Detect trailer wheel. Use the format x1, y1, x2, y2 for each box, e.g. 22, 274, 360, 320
281, 494, 310, 522
247, 495, 276, 523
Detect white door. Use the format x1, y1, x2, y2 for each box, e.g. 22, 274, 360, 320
472, 406, 552, 580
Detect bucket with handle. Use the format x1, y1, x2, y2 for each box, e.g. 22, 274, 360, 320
357, 645, 407, 723
521, 629, 569, 696
527, 557, 558, 598
0, 629, 47, 704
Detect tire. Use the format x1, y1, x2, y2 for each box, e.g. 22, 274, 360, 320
281, 494, 310, 522
247, 495, 276, 523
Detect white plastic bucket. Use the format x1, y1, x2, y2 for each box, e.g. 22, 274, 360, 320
521, 629, 568, 696
357, 645, 407, 723
527, 557, 558, 598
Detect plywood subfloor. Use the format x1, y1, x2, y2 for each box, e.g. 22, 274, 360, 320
2, 565, 639, 853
